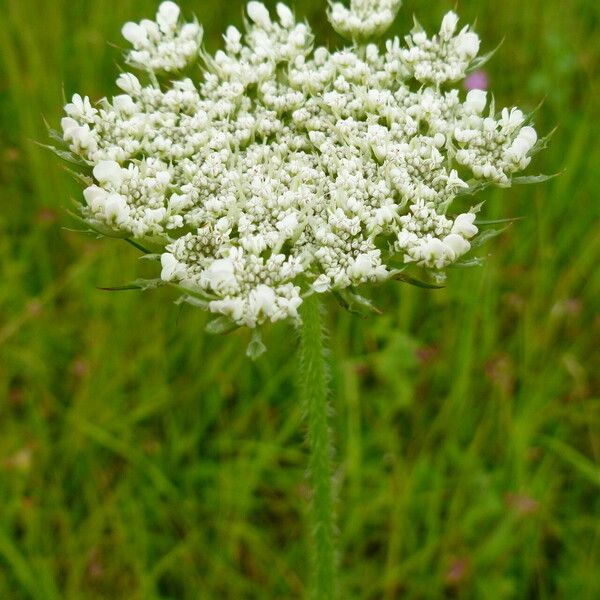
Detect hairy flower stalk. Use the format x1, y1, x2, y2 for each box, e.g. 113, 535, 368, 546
299, 294, 336, 600
55, 0, 548, 596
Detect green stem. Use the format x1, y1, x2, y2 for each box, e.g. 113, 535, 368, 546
299, 293, 336, 600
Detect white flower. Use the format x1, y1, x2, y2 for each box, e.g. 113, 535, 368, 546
451, 213, 478, 238
312, 275, 331, 293
113, 95, 136, 114
440, 11, 459, 40
156, 1, 180, 32
209, 298, 245, 321
401, 15, 480, 85
121, 3, 201, 72
201, 258, 237, 292
181, 22, 201, 39
276, 3, 294, 27
419, 238, 455, 268
62, 1, 544, 328
122, 22, 148, 46
464, 89, 487, 114
93, 161, 122, 186
328, 0, 402, 40
443, 233, 470, 257
224, 25, 242, 52
247, 2, 271, 29
61, 117, 79, 138
116, 73, 142, 95
103, 193, 130, 224
347, 254, 373, 279
248, 284, 277, 317
83, 185, 108, 210
160, 253, 187, 281
64, 94, 96, 120
507, 125, 538, 159
518, 126, 538, 148
276, 213, 299, 237
456, 32, 480, 58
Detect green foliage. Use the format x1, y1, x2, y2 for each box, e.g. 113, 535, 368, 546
0, 0, 598, 598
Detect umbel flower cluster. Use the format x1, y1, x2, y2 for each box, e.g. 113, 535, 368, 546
60, 0, 545, 332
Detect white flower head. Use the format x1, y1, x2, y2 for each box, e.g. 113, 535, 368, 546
61, 1, 545, 329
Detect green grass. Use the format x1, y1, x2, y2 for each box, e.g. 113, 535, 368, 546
0, 0, 599, 597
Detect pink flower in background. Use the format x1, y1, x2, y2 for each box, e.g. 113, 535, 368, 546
464, 70, 489, 90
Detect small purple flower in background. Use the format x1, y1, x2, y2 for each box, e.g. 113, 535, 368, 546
464, 69, 489, 90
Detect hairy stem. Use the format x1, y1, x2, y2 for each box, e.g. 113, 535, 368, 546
299, 293, 336, 600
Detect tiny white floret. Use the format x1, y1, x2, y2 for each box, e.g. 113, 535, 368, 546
93, 161, 123, 186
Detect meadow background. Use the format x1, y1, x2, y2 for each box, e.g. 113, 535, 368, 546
0, 0, 599, 597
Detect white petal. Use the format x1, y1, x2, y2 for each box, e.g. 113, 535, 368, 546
249, 284, 277, 315
104, 194, 130, 223
348, 254, 372, 278
210, 298, 245, 322
465, 89, 487, 114
93, 161, 123, 186
276, 3, 293, 27
457, 32, 480, 58
116, 73, 141, 95
247, 2, 271, 28
121, 22, 147, 46
113, 95, 136, 114
452, 213, 478, 238
161, 253, 185, 281
440, 11, 459, 39
312, 275, 330, 293
181, 23, 201, 39
443, 233, 471, 257
518, 126, 538, 149
157, 1, 180, 31
83, 185, 108, 210
61, 117, 79, 138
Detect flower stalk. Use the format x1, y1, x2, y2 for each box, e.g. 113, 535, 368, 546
299, 294, 336, 600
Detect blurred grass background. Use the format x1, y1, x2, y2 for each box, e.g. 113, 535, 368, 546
0, 0, 599, 598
